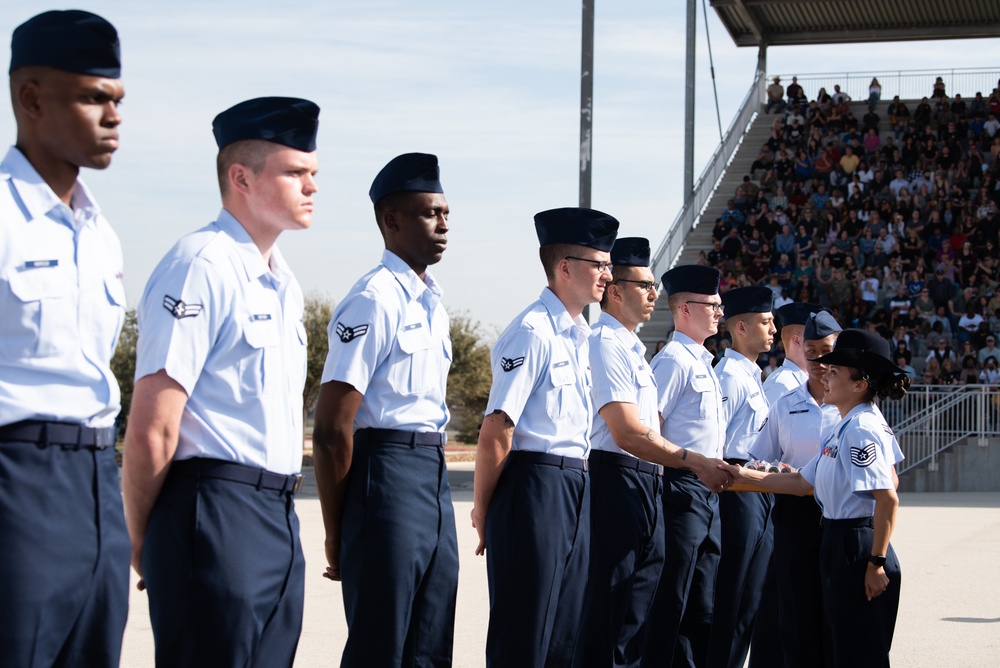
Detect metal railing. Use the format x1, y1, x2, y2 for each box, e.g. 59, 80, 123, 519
885, 384, 999, 475
770, 67, 1000, 104
649, 71, 766, 283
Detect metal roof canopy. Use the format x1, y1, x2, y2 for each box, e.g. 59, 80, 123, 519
710, 0, 1000, 48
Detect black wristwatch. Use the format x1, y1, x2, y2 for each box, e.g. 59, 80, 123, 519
868, 554, 887, 567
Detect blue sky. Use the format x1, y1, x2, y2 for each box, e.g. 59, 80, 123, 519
3, 1, 998, 332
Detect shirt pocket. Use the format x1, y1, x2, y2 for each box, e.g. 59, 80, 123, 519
101, 272, 127, 355
748, 391, 769, 430
690, 374, 715, 420
545, 360, 578, 421
389, 320, 433, 395
4, 263, 75, 358
239, 317, 280, 396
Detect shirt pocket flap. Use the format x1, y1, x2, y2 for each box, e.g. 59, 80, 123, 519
243, 319, 280, 349
8, 265, 70, 301
550, 360, 575, 387
690, 375, 714, 393
397, 320, 431, 354
748, 391, 768, 412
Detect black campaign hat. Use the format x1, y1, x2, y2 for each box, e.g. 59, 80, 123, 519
10, 10, 120, 78
534, 208, 619, 251
661, 265, 720, 296
804, 311, 842, 340
610, 237, 650, 267
809, 329, 903, 377
776, 302, 827, 327
721, 286, 774, 318
212, 97, 320, 152
369, 153, 443, 205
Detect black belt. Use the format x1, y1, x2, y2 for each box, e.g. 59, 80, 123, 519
354, 428, 446, 447
0, 420, 117, 450
821, 516, 873, 529
589, 449, 664, 476
170, 458, 303, 494
508, 450, 588, 471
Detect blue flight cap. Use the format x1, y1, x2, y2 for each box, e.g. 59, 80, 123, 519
775, 302, 827, 327
212, 97, 320, 152
10, 10, 120, 78
804, 310, 842, 340
661, 265, 720, 296
534, 207, 619, 251
721, 286, 774, 318
610, 237, 650, 267
369, 153, 443, 205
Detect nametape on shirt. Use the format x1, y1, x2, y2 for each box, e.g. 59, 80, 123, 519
850, 443, 878, 468
789, 409, 810, 414
336, 322, 369, 343
403, 322, 423, 331
21, 259, 59, 269
500, 356, 524, 372
163, 295, 203, 319
250, 313, 272, 322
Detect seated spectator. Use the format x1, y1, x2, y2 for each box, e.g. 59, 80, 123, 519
885, 284, 913, 316
932, 76, 946, 99
940, 357, 963, 385
978, 335, 999, 366
863, 128, 881, 156
773, 252, 794, 284
959, 355, 980, 385
928, 306, 954, 340
897, 355, 917, 380
980, 355, 1000, 384
867, 77, 882, 111
721, 199, 745, 228
746, 256, 770, 285
786, 76, 805, 106
858, 266, 880, 312
957, 304, 985, 343
926, 336, 958, 367
921, 357, 943, 384
832, 84, 851, 105
888, 96, 911, 138
766, 76, 786, 114
769, 186, 788, 211
750, 144, 774, 175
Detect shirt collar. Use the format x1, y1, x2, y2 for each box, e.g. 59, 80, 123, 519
2, 146, 100, 228
724, 347, 763, 380
381, 249, 443, 309
216, 209, 273, 284
673, 330, 714, 367
598, 310, 646, 357
540, 287, 591, 341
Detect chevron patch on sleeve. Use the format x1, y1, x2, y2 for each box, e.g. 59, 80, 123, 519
850, 443, 878, 468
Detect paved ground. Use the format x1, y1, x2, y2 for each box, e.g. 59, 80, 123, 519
121, 463, 1000, 667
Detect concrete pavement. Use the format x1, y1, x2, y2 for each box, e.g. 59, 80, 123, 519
120, 463, 1000, 667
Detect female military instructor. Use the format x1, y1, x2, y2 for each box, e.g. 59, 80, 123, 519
723, 329, 908, 668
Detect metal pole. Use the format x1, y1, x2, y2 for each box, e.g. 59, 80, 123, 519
683, 0, 696, 201
581, 0, 594, 322
580, 0, 594, 210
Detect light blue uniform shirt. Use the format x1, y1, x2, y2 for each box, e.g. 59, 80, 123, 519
762, 358, 807, 405
320, 249, 451, 432
651, 331, 725, 459
799, 403, 904, 519
485, 288, 593, 458
588, 311, 659, 457
751, 382, 840, 468
135, 210, 306, 475
716, 348, 769, 460
0, 147, 125, 428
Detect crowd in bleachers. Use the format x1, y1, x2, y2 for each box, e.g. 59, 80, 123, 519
702, 75, 1000, 384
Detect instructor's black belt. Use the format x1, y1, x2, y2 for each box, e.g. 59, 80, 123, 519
0, 420, 116, 450
508, 450, 588, 472
171, 458, 303, 494
589, 449, 663, 476
354, 428, 446, 447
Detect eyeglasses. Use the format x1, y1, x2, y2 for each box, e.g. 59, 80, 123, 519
686, 300, 725, 314
614, 279, 659, 294
565, 256, 613, 272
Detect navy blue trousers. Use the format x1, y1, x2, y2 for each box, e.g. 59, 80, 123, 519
143, 465, 305, 667
579, 452, 665, 668
820, 518, 901, 668
771, 495, 828, 668
485, 452, 590, 668
642, 470, 721, 668
707, 490, 774, 668
747, 547, 782, 668
340, 438, 458, 667
0, 439, 129, 668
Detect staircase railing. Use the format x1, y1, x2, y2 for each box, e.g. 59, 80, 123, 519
649, 71, 766, 283
885, 384, 999, 475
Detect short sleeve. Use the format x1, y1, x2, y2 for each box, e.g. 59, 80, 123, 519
320, 291, 391, 395
484, 326, 546, 425
651, 350, 685, 420
135, 256, 223, 395
844, 423, 896, 493
799, 452, 820, 487
589, 333, 639, 411
749, 401, 781, 463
